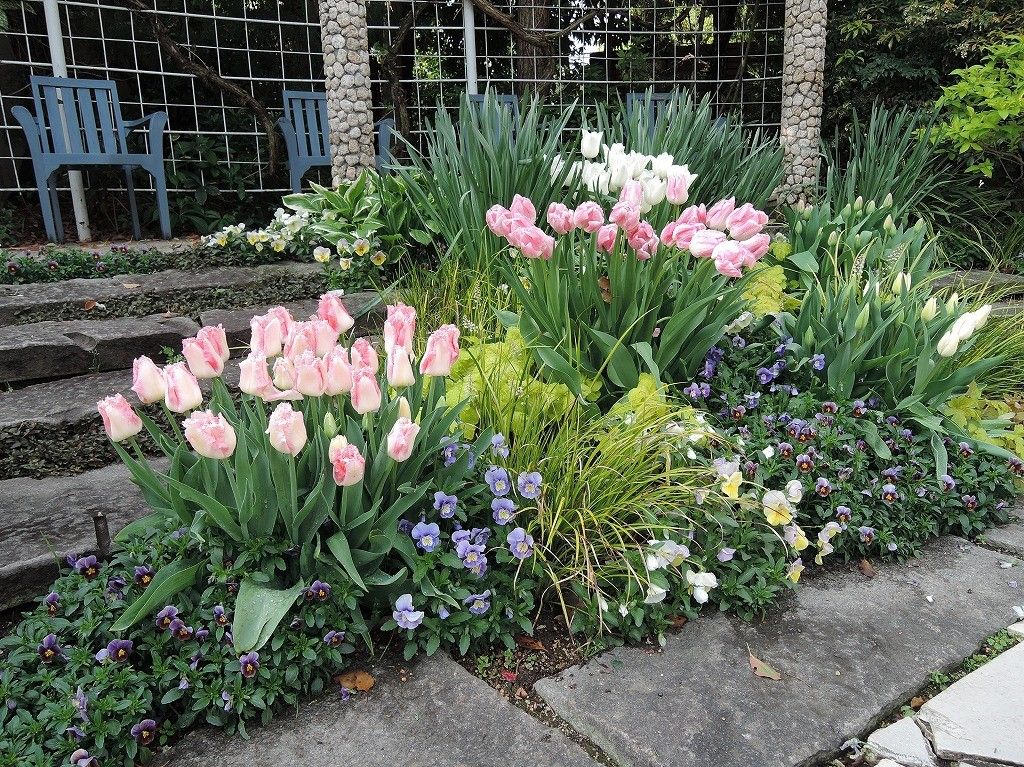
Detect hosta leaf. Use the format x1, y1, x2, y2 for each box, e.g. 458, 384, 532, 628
232, 578, 306, 653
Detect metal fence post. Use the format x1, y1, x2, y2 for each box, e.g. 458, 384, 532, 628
775, 0, 827, 206
318, 0, 377, 184
462, 0, 479, 96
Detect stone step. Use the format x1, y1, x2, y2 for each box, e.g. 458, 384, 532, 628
934, 269, 1024, 296
166, 654, 602, 767
0, 313, 200, 384
0, 261, 325, 325
533, 536, 1024, 767
0, 294, 381, 479
0, 461, 165, 612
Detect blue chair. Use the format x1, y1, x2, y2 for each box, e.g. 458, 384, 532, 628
468, 93, 520, 142
626, 91, 673, 134
278, 91, 397, 190
13, 76, 170, 242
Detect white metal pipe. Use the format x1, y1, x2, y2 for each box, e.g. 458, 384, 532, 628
42, 0, 92, 241
462, 0, 479, 96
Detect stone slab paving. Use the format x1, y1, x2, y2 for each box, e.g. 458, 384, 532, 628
0, 313, 199, 383
534, 537, 1023, 767
918, 642, 1024, 765
167, 654, 603, 767
865, 716, 938, 767
0, 461, 165, 611
980, 522, 1024, 559
0, 262, 323, 325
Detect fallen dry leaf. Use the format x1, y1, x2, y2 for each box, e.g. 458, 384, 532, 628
910, 696, 926, 710
858, 558, 877, 578
747, 647, 782, 681
83, 299, 97, 311
670, 615, 689, 629
333, 669, 375, 692
515, 635, 545, 651
499, 670, 517, 683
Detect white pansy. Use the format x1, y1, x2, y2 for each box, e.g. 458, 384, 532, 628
644, 584, 668, 604
762, 446, 775, 459
785, 480, 803, 503
619, 603, 629, 617
686, 570, 718, 604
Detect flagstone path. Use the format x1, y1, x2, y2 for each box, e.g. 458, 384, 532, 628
167, 527, 1024, 767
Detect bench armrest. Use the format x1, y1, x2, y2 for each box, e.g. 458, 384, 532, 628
276, 115, 299, 160
123, 112, 168, 147
11, 106, 44, 157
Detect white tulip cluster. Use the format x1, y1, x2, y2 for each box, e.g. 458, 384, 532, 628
551, 129, 698, 213
936, 303, 992, 358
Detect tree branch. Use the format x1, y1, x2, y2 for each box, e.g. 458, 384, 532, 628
469, 0, 600, 47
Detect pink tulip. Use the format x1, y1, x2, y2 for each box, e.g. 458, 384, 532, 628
197, 324, 230, 363
350, 338, 379, 373
678, 204, 707, 225
662, 221, 705, 250
386, 416, 420, 462
711, 240, 747, 278
628, 221, 659, 261
249, 313, 285, 358
666, 166, 697, 205
486, 204, 514, 238
741, 233, 771, 265
725, 203, 768, 241
609, 201, 641, 236
273, 357, 296, 390
509, 194, 537, 225
618, 179, 644, 207
420, 325, 460, 376
705, 197, 736, 230
266, 402, 307, 456
384, 303, 417, 355
329, 436, 365, 486
239, 352, 271, 395
596, 223, 619, 254
164, 363, 203, 413
688, 229, 728, 258
311, 319, 339, 356
318, 291, 355, 335
509, 225, 554, 260
386, 347, 416, 388
322, 346, 353, 395
182, 335, 224, 380
572, 202, 605, 233
132, 355, 165, 404
546, 202, 576, 235
351, 369, 382, 414
182, 409, 236, 459
283, 321, 316, 359
267, 306, 296, 339
293, 351, 326, 396
97, 393, 143, 442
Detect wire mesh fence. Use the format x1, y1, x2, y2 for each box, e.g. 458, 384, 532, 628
1, 0, 785, 205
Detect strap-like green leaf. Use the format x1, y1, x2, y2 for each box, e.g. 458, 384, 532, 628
111, 559, 202, 632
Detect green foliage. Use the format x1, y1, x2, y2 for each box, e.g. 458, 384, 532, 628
1, 242, 283, 286
163, 134, 256, 234
933, 35, 1024, 181
394, 93, 576, 267
0, 524, 360, 767
593, 90, 784, 209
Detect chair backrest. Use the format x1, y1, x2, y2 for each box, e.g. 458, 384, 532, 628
282, 90, 330, 161
468, 93, 520, 142
626, 91, 673, 127
375, 118, 395, 171
29, 75, 126, 156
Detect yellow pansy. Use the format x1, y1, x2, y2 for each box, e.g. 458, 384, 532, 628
720, 471, 742, 500
786, 559, 804, 583
762, 490, 794, 527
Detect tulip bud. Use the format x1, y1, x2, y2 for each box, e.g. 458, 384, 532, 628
323, 411, 338, 439
386, 416, 421, 462
580, 130, 602, 160
97, 394, 143, 442
946, 292, 959, 312
802, 327, 815, 347
883, 192, 893, 207
397, 396, 412, 420
883, 215, 895, 233
132, 356, 165, 404
920, 297, 939, 322
972, 304, 992, 331
891, 272, 911, 294
163, 363, 203, 413
866, 200, 877, 215
386, 347, 416, 389
827, 230, 838, 246
854, 195, 864, 212
855, 304, 871, 332
936, 331, 959, 357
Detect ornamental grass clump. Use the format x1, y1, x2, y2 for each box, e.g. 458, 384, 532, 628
486, 176, 770, 404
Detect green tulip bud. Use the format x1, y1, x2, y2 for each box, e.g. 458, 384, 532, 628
855, 304, 871, 331
827, 230, 839, 246
883, 215, 895, 233
883, 192, 893, 207
803, 327, 815, 347
323, 411, 338, 438
866, 200, 877, 215
854, 195, 864, 212
920, 297, 939, 322
946, 292, 959, 312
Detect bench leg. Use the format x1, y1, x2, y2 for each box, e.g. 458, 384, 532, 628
153, 169, 171, 240
123, 166, 142, 240
33, 167, 60, 242
49, 175, 64, 242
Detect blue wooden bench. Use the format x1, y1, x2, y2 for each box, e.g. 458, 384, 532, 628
468, 93, 520, 142
13, 76, 170, 241
277, 90, 395, 192
626, 91, 674, 135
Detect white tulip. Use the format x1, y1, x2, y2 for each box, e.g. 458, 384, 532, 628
608, 160, 630, 191
891, 272, 911, 294
972, 304, 992, 330
642, 177, 667, 208
936, 331, 959, 357
651, 152, 674, 178
920, 296, 938, 322
581, 130, 603, 159
946, 292, 960, 312
951, 313, 977, 342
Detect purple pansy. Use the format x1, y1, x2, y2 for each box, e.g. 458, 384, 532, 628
811, 353, 825, 370
880, 483, 898, 504
433, 491, 458, 519
464, 590, 492, 615
717, 547, 735, 562
858, 526, 876, 543
239, 651, 260, 679
393, 594, 424, 630
485, 466, 511, 496
491, 498, 517, 525
74, 555, 99, 580
213, 605, 228, 626
71, 687, 88, 721
815, 477, 832, 497
306, 580, 332, 602
44, 591, 60, 615
835, 506, 852, 525
169, 618, 194, 641
130, 718, 158, 746
324, 630, 346, 647
69, 749, 99, 767
412, 521, 441, 553
507, 527, 534, 559
133, 565, 155, 587
155, 605, 178, 631
490, 433, 510, 458
940, 474, 956, 491
96, 638, 133, 663
962, 494, 978, 510
517, 471, 542, 499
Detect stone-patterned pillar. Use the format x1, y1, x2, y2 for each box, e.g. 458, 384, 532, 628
776, 0, 827, 206
319, 0, 376, 184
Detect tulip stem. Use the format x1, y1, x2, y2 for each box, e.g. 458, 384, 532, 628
161, 403, 185, 444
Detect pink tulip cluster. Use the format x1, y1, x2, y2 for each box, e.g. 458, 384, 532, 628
485, 195, 556, 260
660, 197, 770, 278
98, 293, 463, 487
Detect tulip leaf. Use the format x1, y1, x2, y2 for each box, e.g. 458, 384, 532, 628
787, 249, 818, 274
326, 531, 367, 591
232, 578, 306, 653
111, 559, 203, 632
163, 475, 244, 541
